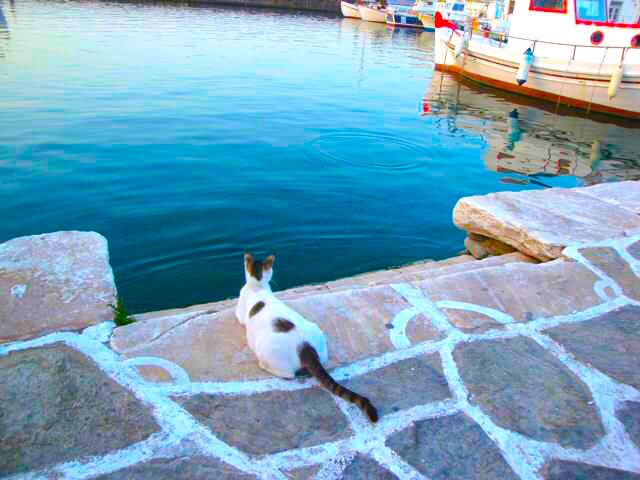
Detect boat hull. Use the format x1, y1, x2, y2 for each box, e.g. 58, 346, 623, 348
341, 1, 361, 18
434, 29, 640, 119
358, 4, 387, 23
386, 10, 422, 28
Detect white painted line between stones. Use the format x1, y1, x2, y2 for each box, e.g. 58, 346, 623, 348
121, 356, 191, 385
436, 300, 515, 325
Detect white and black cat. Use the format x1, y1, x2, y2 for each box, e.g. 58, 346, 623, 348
236, 253, 378, 423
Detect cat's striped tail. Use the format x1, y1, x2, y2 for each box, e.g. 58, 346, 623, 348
298, 342, 378, 423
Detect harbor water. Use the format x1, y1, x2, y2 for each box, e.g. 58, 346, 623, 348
1, 0, 639, 312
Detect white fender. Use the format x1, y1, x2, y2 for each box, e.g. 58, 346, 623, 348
608, 65, 623, 100
454, 32, 469, 58
516, 48, 533, 86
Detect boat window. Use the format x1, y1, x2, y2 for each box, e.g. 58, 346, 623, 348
529, 0, 566, 13
607, 0, 639, 24
576, 0, 607, 20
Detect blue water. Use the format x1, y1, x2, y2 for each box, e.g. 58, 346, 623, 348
1, 0, 639, 312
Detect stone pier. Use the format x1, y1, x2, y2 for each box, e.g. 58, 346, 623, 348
1, 181, 640, 479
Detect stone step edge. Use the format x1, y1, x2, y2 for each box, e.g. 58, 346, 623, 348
133, 252, 536, 324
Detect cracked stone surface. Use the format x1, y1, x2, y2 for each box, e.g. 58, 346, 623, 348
546, 305, 640, 390
94, 455, 257, 479
0, 343, 160, 476
0, 231, 116, 343
173, 388, 351, 456
386, 412, 518, 479
580, 246, 640, 301
454, 336, 604, 448
283, 465, 322, 479
342, 354, 451, 418
342, 455, 399, 479
453, 184, 640, 260
617, 401, 640, 449
541, 460, 640, 479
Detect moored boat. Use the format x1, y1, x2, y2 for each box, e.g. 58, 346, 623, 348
434, 0, 640, 119
341, 1, 361, 18
358, 3, 388, 23
386, 5, 422, 27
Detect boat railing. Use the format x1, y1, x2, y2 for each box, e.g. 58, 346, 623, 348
465, 22, 632, 62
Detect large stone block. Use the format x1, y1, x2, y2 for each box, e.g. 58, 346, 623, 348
416, 259, 601, 332
112, 286, 415, 383
95, 456, 256, 480
541, 460, 640, 479
173, 388, 351, 456
0, 344, 160, 476
453, 186, 640, 261
577, 180, 640, 215
0, 231, 116, 343
454, 336, 604, 449
386, 412, 517, 479
546, 306, 640, 390
342, 354, 451, 418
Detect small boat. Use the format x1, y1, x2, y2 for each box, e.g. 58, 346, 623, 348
358, 3, 388, 23
386, 5, 422, 27
341, 1, 361, 18
434, 0, 640, 119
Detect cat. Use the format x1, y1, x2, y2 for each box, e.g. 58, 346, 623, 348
235, 253, 378, 423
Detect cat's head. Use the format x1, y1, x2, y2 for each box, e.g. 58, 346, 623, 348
244, 253, 275, 288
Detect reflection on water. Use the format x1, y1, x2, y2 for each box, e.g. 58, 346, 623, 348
423, 71, 640, 186
0, 3, 8, 58
0, 0, 639, 312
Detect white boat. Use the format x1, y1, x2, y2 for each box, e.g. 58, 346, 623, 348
434, 0, 640, 119
341, 1, 361, 18
358, 3, 388, 23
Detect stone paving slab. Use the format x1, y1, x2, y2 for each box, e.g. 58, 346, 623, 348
417, 259, 601, 332
0, 343, 160, 476
386, 412, 518, 480
541, 460, 640, 479
546, 305, 640, 390
454, 336, 604, 449
173, 388, 351, 456
0, 231, 116, 343
453, 183, 640, 261
341, 354, 451, 418
95, 455, 257, 480
341, 455, 399, 479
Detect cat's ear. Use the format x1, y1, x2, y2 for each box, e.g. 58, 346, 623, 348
263, 255, 275, 271
244, 253, 253, 267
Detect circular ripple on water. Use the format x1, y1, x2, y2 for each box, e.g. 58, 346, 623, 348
307, 132, 431, 171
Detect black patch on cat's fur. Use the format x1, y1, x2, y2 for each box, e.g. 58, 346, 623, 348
249, 261, 264, 281
249, 301, 265, 317
273, 318, 295, 333
295, 367, 311, 377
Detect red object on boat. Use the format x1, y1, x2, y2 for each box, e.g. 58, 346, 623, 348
434, 11, 457, 29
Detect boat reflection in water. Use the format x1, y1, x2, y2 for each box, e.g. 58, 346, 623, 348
422, 70, 640, 186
